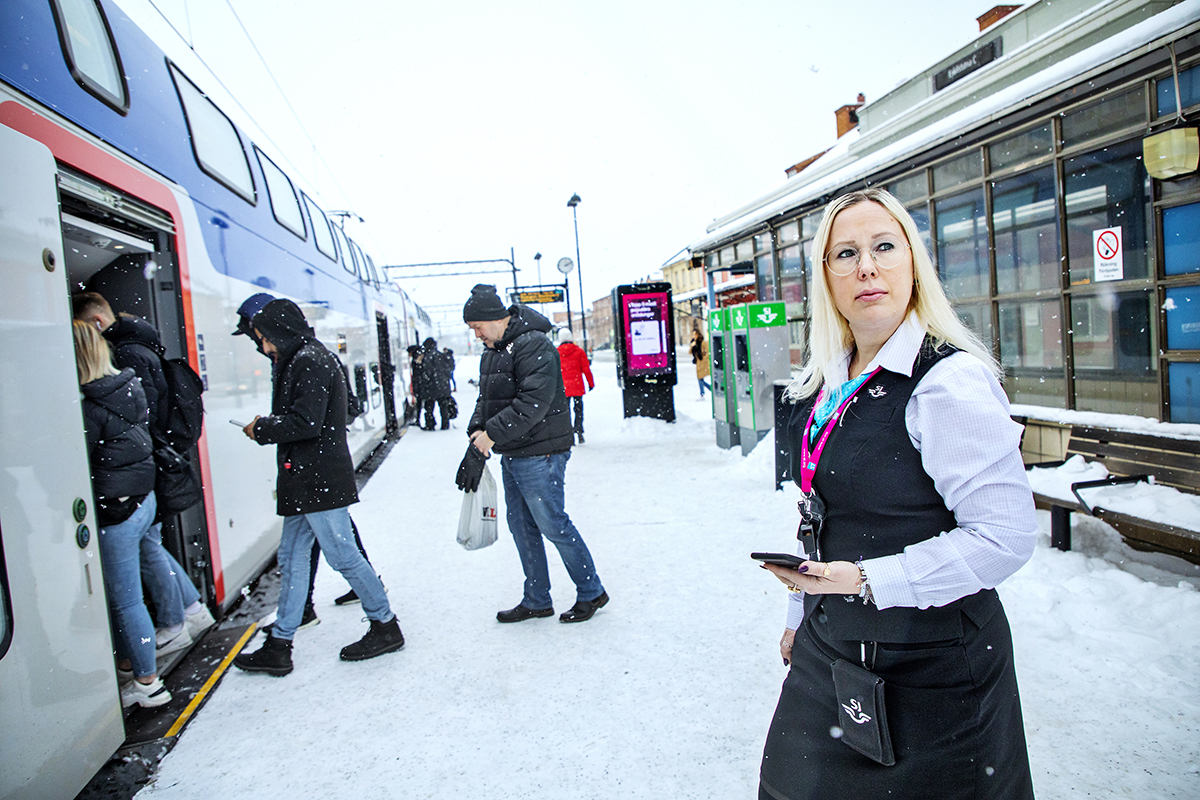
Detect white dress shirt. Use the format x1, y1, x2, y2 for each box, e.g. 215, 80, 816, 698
786, 314, 1037, 629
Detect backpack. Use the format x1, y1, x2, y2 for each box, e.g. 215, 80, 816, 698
159, 356, 205, 452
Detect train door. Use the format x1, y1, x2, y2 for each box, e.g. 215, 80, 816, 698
57, 169, 214, 608
0, 126, 125, 799
377, 311, 399, 435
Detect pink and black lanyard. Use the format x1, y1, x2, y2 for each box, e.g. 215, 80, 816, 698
798, 367, 882, 495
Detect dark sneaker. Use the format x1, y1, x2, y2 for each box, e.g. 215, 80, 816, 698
559, 591, 609, 623
496, 604, 554, 623
233, 636, 294, 676
340, 618, 405, 661
334, 589, 360, 606
577, 432, 585, 444
261, 605, 319, 636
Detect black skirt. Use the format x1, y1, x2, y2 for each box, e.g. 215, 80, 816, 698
759, 601, 1035, 800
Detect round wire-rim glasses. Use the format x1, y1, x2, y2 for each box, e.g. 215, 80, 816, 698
823, 239, 911, 276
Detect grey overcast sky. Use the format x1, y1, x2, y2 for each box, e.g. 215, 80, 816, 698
150, 0, 994, 320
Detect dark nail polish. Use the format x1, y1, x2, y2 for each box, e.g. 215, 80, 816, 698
799, 565, 809, 573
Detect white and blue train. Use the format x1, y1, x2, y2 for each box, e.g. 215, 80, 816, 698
0, 1, 427, 796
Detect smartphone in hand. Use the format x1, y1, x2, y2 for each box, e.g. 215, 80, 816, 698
751, 552, 806, 569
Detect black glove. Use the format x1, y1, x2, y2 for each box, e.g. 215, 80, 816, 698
455, 443, 488, 492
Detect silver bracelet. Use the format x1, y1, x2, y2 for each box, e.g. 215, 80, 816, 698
855, 560, 874, 605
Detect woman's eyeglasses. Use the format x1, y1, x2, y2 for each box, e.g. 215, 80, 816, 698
824, 239, 910, 276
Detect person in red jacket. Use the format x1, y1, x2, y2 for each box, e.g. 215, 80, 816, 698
557, 328, 594, 444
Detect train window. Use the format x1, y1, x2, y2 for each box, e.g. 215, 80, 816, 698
49, 0, 128, 113
333, 225, 357, 277
302, 194, 338, 262
169, 64, 256, 203
254, 148, 306, 239
365, 254, 382, 288
350, 240, 370, 284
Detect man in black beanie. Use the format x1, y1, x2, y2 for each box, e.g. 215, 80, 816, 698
457, 285, 608, 623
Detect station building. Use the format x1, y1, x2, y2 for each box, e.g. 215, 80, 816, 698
687, 0, 1200, 423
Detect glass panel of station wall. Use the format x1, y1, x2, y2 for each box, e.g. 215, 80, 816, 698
989, 124, 1053, 171
992, 166, 1060, 293
755, 232, 775, 301
1063, 139, 1151, 285
998, 299, 1065, 407
935, 188, 988, 300
777, 221, 804, 310
1156, 63, 1200, 117
1060, 86, 1145, 148
1163, 207, 1200, 423
1168, 363, 1200, 423
1071, 290, 1156, 416
955, 302, 993, 355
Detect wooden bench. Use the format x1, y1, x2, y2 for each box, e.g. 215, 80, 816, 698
1021, 422, 1200, 564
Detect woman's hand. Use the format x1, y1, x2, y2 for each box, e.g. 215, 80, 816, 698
760, 560, 861, 596
780, 628, 796, 666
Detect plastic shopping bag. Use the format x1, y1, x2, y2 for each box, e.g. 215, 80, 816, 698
457, 463, 498, 550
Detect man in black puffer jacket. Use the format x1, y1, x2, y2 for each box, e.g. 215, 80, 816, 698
234, 299, 403, 676
458, 285, 608, 624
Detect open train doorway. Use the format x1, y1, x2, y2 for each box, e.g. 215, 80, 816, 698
58, 168, 215, 609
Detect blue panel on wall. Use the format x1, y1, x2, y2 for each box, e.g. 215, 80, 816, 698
1166, 285, 1200, 351
1164, 203, 1200, 276
1169, 362, 1200, 423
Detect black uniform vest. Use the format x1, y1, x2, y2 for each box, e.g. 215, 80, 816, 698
787, 338, 999, 643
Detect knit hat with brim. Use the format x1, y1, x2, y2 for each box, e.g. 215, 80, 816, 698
463, 284, 509, 322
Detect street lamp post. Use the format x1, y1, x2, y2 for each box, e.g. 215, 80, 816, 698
534, 252, 542, 286
567, 193, 587, 352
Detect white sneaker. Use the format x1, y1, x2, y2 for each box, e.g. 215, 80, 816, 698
184, 605, 215, 639
121, 677, 172, 708
155, 624, 193, 656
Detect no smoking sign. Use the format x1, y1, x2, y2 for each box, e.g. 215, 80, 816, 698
1093, 226, 1123, 282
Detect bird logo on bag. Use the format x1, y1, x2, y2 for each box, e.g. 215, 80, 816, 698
842, 698, 872, 724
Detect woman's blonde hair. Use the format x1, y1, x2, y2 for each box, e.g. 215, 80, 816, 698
73, 319, 120, 385
789, 188, 1000, 399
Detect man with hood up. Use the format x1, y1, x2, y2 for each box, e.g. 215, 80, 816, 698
456, 285, 608, 624
234, 299, 403, 675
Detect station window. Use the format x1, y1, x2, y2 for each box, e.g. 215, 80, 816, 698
1060, 85, 1145, 148
887, 172, 927, 205
931, 150, 981, 192
754, 232, 775, 301
992, 166, 1060, 294
1163, 202, 1200, 275
989, 124, 1053, 172
777, 221, 804, 311
998, 299, 1065, 407
1071, 291, 1155, 416
302, 194, 338, 262
1156, 63, 1200, 117
1063, 139, 1150, 285
935, 188, 988, 300
49, 0, 128, 113
255, 148, 305, 239
169, 65, 255, 203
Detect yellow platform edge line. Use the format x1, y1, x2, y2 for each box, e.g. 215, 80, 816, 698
165, 622, 259, 738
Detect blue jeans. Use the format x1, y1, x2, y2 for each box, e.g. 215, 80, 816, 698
501, 452, 603, 609
97, 492, 159, 678
698, 377, 711, 397
139, 522, 197, 628
272, 507, 392, 640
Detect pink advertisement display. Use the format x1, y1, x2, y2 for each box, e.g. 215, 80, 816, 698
621, 292, 670, 374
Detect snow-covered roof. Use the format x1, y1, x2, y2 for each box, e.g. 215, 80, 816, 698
690, 0, 1200, 253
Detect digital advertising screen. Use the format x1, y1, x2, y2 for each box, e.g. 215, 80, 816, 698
621, 291, 671, 375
